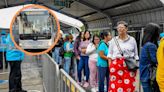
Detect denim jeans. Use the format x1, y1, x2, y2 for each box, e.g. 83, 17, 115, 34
78, 56, 89, 82
64, 57, 71, 74
52, 47, 62, 64
141, 81, 152, 92
98, 66, 109, 92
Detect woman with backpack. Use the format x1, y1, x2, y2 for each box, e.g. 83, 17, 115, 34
52, 30, 64, 65
140, 23, 160, 92
63, 34, 74, 74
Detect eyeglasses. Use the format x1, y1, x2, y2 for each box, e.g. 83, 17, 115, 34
117, 27, 125, 29
94, 39, 100, 40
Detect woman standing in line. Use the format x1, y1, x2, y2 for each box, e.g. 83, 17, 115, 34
73, 32, 84, 80
140, 23, 160, 92
86, 35, 100, 91
97, 31, 112, 92
78, 31, 91, 87
63, 34, 74, 74
108, 21, 139, 92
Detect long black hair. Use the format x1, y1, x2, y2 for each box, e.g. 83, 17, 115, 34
142, 23, 160, 46
83, 31, 91, 41
76, 31, 82, 40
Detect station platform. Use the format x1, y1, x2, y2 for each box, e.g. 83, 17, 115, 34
0, 54, 142, 92
0, 55, 43, 92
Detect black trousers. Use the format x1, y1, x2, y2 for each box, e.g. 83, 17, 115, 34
9, 61, 22, 92
0, 52, 2, 69
0, 52, 8, 69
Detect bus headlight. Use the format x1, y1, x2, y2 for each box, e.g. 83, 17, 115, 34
19, 43, 22, 46
48, 41, 52, 46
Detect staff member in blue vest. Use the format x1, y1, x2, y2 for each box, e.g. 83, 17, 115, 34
6, 33, 27, 92
0, 30, 7, 69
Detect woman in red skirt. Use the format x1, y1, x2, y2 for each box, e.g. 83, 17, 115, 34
107, 21, 139, 92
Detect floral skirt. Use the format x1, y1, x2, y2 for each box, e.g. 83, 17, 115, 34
108, 58, 136, 92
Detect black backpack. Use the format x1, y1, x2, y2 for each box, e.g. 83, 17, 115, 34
59, 45, 64, 57
147, 47, 160, 92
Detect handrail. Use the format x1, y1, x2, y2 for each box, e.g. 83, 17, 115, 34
42, 54, 86, 92
60, 69, 86, 92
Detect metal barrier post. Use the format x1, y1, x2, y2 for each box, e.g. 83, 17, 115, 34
60, 69, 86, 92
42, 54, 86, 92
42, 54, 60, 92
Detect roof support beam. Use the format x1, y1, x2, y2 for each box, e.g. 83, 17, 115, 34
87, 17, 106, 22
43, 4, 86, 22
101, 0, 139, 11
80, 11, 97, 18
39, 2, 89, 30
112, 6, 164, 17
76, 0, 113, 23
4, 0, 8, 7
79, 0, 139, 18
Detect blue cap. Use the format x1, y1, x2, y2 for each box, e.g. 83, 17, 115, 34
160, 32, 164, 38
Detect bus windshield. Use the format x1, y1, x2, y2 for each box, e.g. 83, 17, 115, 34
19, 10, 54, 40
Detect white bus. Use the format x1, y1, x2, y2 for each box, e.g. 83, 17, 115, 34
13, 9, 56, 50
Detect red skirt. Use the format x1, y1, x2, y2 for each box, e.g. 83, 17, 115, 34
108, 58, 136, 92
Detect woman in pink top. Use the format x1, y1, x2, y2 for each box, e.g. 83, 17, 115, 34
78, 31, 91, 88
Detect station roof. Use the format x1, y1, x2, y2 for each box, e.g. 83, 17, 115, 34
0, 0, 164, 30
0, 4, 83, 30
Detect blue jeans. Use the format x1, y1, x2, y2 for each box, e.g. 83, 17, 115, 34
78, 56, 89, 82
98, 66, 109, 92
141, 81, 152, 92
52, 47, 62, 64
64, 57, 71, 74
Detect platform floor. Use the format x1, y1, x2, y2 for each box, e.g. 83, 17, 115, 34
0, 55, 43, 92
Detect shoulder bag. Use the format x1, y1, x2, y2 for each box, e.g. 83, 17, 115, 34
114, 37, 138, 71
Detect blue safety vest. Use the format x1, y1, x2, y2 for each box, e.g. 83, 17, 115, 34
5, 34, 24, 61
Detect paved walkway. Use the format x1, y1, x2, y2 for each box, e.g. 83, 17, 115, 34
0, 55, 43, 92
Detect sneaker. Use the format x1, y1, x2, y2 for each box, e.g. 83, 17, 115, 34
77, 82, 83, 86
83, 82, 89, 88
91, 88, 96, 92
18, 89, 27, 92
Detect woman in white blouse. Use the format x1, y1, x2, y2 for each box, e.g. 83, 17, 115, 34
86, 35, 100, 90
107, 21, 139, 92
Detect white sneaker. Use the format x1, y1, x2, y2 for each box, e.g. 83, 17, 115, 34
91, 87, 98, 92
83, 82, 89, 88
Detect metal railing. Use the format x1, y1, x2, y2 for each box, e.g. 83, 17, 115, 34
42, 54, 60, 92
60, 69, 86, 92
42, 54, 86, 92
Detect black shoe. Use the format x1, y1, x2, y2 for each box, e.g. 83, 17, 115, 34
18, 89, 27, 92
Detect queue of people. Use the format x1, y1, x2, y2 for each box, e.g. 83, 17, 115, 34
51, 21, 164, 92
0, 21, 163, 92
